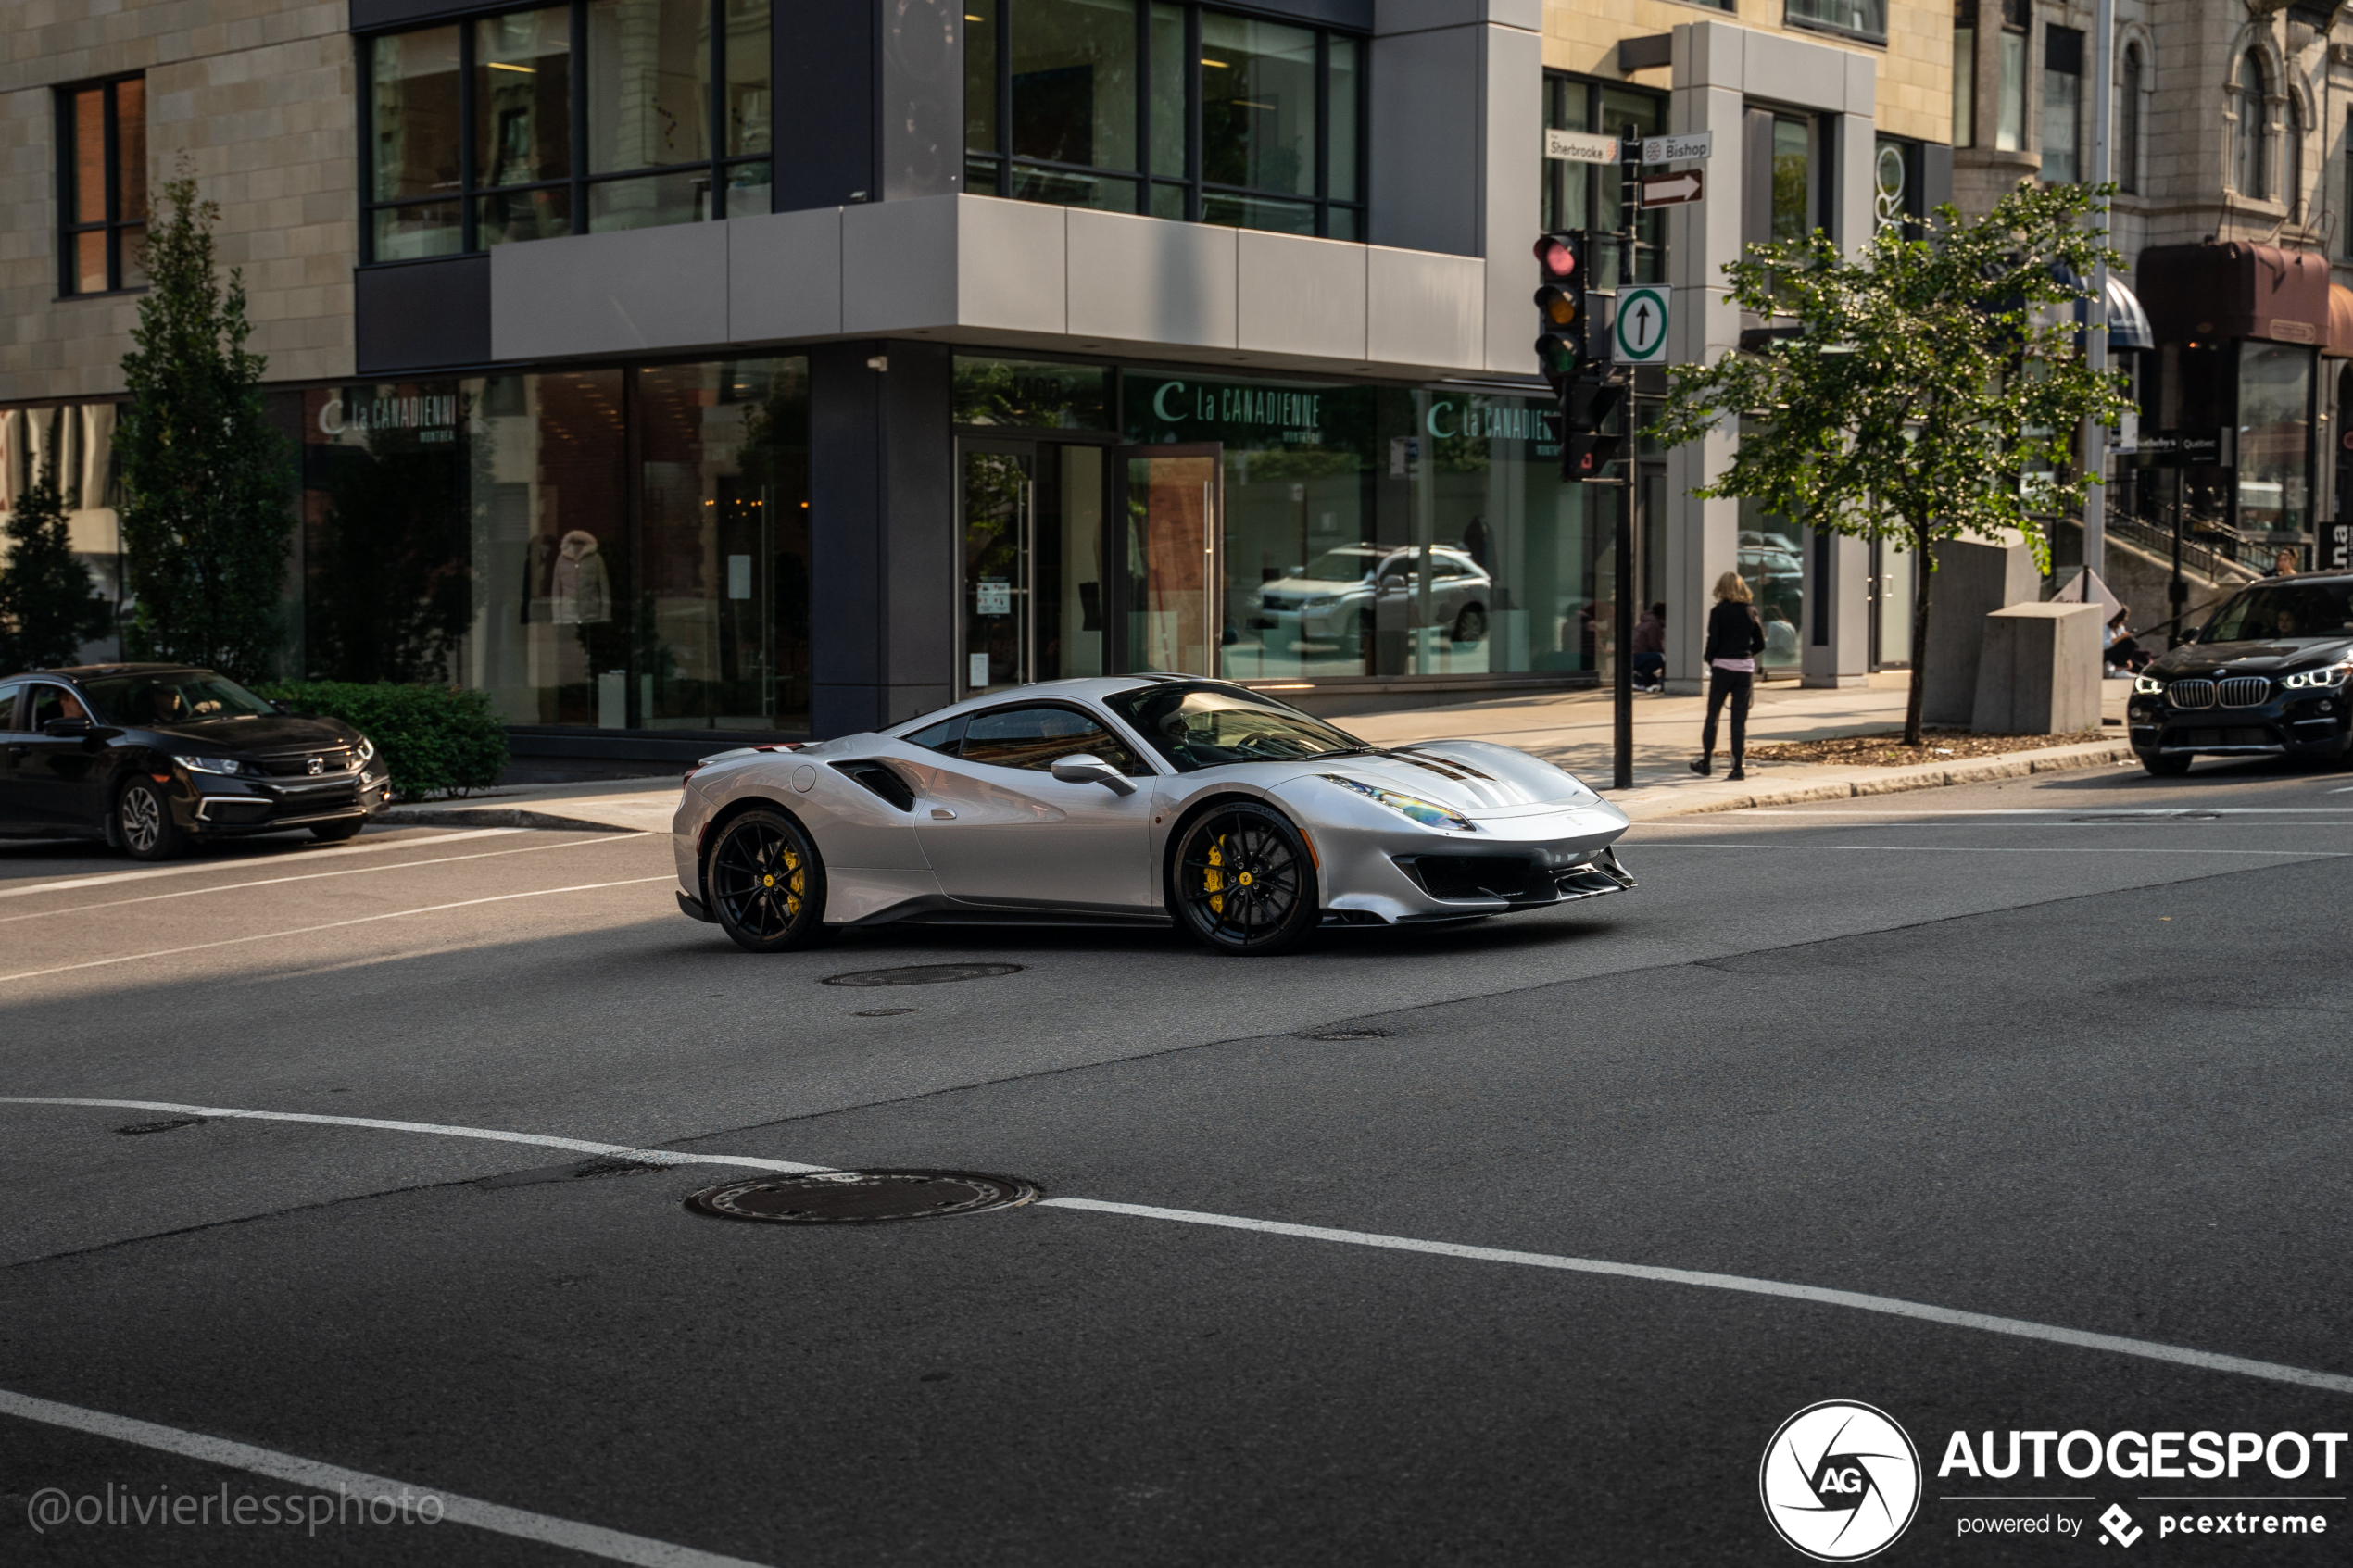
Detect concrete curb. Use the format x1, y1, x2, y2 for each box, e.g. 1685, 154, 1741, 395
375, 805, 643, 834
1621, 738, 2139, 820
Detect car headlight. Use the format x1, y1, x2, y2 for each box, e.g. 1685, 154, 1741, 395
1323, 774, 1475, 832
2282, 664, 2350, 690
354, 734, 377, 764
176, 754, 252, 776
2133, 674, 2165, 696
1302, 595, 1335, 609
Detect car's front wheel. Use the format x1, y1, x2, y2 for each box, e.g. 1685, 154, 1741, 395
705, 808, 831, 953
2141, 751, 2192, 778
1168, 801, 1318, 956
116, 778, 186, 861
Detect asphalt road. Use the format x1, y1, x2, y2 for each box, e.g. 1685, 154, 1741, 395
4, 755, 2351, 1566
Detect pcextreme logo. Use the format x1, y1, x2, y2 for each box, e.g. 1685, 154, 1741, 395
1761, 1400, 1924, 1562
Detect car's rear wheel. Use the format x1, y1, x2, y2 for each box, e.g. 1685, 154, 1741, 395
310, 817, 368, 842
117, 778, 186, 861
2141, 752, 2192, 777
706, 808, 831, 953
1452, 604, 1488, 644
1168, 801, 1317, 956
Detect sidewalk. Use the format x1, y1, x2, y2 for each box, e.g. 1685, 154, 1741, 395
380, 677, 2138, 834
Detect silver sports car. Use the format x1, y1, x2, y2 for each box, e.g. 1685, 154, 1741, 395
671, 677, 1632, 957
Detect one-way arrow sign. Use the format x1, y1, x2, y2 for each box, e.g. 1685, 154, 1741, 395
1639, 169, 1704, 207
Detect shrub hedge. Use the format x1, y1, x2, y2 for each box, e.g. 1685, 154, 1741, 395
257, 681, 508, 800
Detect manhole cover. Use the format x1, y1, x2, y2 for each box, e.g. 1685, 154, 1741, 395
821, 963, 1023, 988
1308, 1028, 1391, 1041
685, 1170, 1038, 1223
117, 1117, 205, 1135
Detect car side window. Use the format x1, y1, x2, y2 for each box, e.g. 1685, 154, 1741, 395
958, 706, 1144, 775
0, 683, 21, 730
902, 716, 964, 754
25, 684, 75, 730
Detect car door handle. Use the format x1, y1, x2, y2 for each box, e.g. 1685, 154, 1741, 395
930, 808, 956, 820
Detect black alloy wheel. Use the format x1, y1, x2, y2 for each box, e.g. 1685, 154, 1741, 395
707, 809, 830, 953
116, 778, 185, 861
310, 817, 368, 842
1452, 604, 1488, 644
2140, 752, 2192, 778
1169, 801, 1318, 956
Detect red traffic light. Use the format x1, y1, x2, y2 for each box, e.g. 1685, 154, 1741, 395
1533, 234, 1578, 280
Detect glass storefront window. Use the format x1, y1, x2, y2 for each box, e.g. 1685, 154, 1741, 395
293, 360, 810, 734
2238, 340, 2313, 539
952, 358, 1111, 430
0, 404, 127, 664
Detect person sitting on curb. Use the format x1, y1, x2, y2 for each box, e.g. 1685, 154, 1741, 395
1630, 602, 1667, 692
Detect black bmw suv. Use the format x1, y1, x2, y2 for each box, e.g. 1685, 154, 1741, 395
0, 664, 391, 859
2128, 575, 2353, 776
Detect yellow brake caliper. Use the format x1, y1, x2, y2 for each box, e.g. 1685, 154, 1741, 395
760, 846, 804, 917
1204, 834, 1226, 915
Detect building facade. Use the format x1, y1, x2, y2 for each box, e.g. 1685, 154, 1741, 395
2, 0, 1951, 757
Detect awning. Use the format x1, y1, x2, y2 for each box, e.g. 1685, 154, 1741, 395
2328, 284, 2353, 358
2136, 242, 2331, 347
2098, 275, 2154, 352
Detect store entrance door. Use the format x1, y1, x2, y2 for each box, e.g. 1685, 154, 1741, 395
957, 439, 1114, 698
1114, 444, 1224, 676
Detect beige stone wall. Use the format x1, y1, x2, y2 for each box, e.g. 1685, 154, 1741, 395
0, 0, 355, 408
1543, 0, 1951, 145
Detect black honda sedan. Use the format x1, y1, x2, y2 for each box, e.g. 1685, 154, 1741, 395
0, 664, 391, 859
2128, 575, 2353, 776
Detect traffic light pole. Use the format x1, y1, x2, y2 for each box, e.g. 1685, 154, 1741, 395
1612, 131, 1641, 793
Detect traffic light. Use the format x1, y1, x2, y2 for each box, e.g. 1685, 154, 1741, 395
1532, 230, 1591, 392
1563, 378, 1623, 481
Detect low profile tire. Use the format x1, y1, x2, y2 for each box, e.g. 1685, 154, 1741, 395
2141, 752, 2192, 778
309, 817, 368, 842
1452, 604, 1488, 644
1168, 801, 1318, 957
116, 778, 187, 861
705, 808, 831, 953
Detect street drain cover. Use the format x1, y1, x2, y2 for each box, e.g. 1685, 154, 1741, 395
822, 963, 1023, 988
686, 1170, 1038, 1223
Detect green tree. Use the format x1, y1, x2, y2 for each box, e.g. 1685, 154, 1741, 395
0, 458, 112, 671
115, 168, 292, 679
1648, 182, 2136, 744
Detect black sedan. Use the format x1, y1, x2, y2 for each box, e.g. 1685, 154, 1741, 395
0, 664, 391, 859
2127, 575, 2353, 776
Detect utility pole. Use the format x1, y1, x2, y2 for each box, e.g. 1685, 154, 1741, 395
2082, 0, 2115, 587
1614, 125, 1641, 793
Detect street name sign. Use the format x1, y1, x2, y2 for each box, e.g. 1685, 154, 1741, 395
1614, 285, 1669, 364
1543, 129, 1621, 164
1641, 132, 1713, 165
1638, 169, 1704, 207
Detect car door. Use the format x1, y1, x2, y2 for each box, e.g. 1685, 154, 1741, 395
0, 682, 30, 833
14, 684, 108, 831
905, 703, 1156, 912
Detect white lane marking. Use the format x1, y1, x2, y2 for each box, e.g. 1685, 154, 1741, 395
0, 830, 525, 900
0, 834, 649, 925
1629, 844, 2341, 856
1040, 1198, 2353, 1398
0, 1098, 829, 1173
0, 1387, 774, 1568
0, 877, 677, 985
9, 1098, 2346, 1400
1733, 808, 2353, 818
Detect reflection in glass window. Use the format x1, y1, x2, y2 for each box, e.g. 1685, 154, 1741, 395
1771, 117, 1813, 242
951, 358, 1111, 429
1786, 0, 1886, 40
369, 29, 463, 257
967, 0, 1363, 237
57, 75, 149, 294
2041, 25, 2082, 184
2237, 341, 2312, 538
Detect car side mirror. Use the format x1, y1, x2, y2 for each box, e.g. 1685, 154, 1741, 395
1050, 753, 1138, 796
42, 718, 93, 738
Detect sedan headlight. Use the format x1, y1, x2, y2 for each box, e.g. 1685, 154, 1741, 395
176, 754, 252, 776
2133, 674, 2165, 696
354, 734, 377, 764
1323, 775, 1475, 832
2282, 664, 2351, 690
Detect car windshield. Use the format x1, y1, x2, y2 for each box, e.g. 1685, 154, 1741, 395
1103, 684, 1370, 772
2199, 583, 2353, 643
83, 671, 276, 726
1296, 548, 1381, 583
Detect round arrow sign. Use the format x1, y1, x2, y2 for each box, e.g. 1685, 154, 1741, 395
1614, 285, 1668, 363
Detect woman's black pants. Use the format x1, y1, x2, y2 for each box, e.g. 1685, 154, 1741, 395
1702, 668, 1754, 761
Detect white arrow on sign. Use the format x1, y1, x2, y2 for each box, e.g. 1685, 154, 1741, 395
1641, 132, 1713, 165
1639, 169, 1704, 207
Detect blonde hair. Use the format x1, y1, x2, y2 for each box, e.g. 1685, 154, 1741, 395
1714, 571, 1754, 604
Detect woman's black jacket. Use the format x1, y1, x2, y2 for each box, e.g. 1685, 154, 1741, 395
1703, 600, 1767, 664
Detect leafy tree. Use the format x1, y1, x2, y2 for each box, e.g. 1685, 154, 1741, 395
1648, 182, 2136, 744
0, 458, 112, 671
115, 168, 293, 679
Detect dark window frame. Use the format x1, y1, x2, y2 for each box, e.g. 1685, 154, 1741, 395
358, 0, 772, 265
963, 0, 1367, 240
1541, 72, 1669, 286
55, 73, 146, 298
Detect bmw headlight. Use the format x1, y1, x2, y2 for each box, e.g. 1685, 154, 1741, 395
176, 754, 252, 777
354, 734, 377, 764
2133, 674, 2165, 696
2282, 664, 2351, 690
1323, 774, 1476, 832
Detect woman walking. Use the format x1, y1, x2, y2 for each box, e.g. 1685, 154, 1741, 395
1691, 571, 1766, 781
